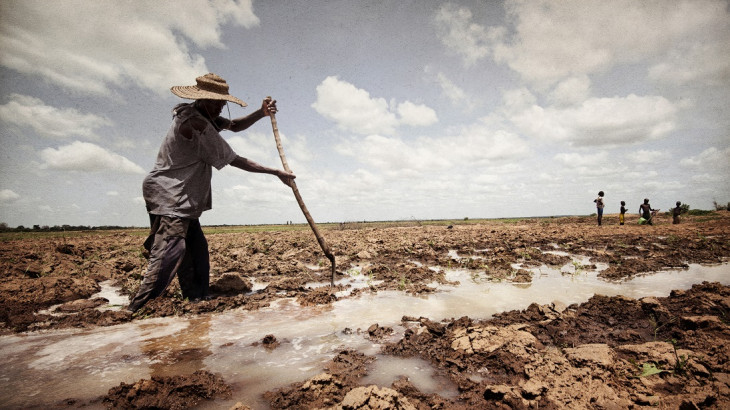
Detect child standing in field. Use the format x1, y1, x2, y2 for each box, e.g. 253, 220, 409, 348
594, 191, 605, 226
620, 201, 627, 225
673, 201, 682, 224
639, 198, 656, 225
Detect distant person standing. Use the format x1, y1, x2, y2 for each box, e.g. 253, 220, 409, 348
639, 198, 655, 225
594, 191, 605, 226
619, 201, 627, 225
673, 201, 682, 224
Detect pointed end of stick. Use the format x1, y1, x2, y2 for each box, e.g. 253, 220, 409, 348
329, 255, 336, 287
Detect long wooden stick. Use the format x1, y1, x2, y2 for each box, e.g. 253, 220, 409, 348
268, 110, 336, 286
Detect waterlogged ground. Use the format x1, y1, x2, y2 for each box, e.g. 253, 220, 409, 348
0, 212, 729, 408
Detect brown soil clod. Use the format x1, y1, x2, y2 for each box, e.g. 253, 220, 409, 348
101, 370, 231, 409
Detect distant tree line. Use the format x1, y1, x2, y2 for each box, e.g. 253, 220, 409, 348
0, 223, 131, 232
713, 201, 730, 211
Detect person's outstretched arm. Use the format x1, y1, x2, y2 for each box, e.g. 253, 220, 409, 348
222, 98, 277, 133
230, 156, 295, 187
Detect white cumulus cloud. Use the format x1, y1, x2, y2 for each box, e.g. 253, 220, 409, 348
312, 76, 437, 135
433, 3, 500, 66
507, 94, 678, 147
0, 94, 111, 139
626, 150, 670, 164
0, 189, 20, 203
549, 76, 592, 107
491, 0, 730, 87
680, 147, 730, 170
40, 141, 145, 174
554, 151, 609, 168
312, 76, 398, 135
397, 101, 438, 127
336, 120, 529, 176
0, 0, 259, 95
432, 71, 477, 110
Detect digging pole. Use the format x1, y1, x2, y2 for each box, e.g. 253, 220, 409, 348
267, 104, 336, 286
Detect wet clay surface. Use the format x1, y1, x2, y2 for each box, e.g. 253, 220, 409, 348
1, 212, 729, 408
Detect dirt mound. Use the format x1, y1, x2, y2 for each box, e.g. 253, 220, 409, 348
264, 350, 374, 408
332, 385, 416, 409
102, 370, 231, 409
209, 272, 252, 295
1, 276, 103, 331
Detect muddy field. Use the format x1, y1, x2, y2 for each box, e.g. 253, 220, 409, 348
1, 211, 729, 408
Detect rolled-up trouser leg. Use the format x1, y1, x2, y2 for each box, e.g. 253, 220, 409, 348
128, 217, 189, 312
178, 219, 210, 300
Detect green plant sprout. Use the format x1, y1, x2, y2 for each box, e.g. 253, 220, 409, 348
669, 338, 689, 375
636, 362, 667, 378
571, 260, 584, 275
398, 274, 410, 291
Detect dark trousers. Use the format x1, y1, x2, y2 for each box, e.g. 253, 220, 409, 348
128, 215, 210, 312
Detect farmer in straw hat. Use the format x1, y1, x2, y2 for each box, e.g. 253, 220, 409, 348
127, 73, 295, 313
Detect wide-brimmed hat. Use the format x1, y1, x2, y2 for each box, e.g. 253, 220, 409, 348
171, 73, 247, 107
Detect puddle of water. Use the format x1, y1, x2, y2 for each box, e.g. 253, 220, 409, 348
361, 356, 460, 399
94, 280, 130, 309
38, 280, 129, 315
0, 262, 728, 409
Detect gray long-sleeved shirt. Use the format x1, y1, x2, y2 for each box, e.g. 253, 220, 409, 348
143, 103, 237, 219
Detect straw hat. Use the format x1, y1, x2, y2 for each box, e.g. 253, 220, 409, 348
171, 73, 247, 107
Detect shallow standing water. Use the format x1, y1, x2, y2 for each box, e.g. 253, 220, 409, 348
1, 261, 728, 409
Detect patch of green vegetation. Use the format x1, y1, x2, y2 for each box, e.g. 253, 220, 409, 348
366, 272, 376, 289
636, 362, 667, 378
470, 270, 490, 283
669, 338, 689, 375
459, 257, 483, 269
647, 314, 676, 341
571, 260, 584, 275
398, 274, 410, 291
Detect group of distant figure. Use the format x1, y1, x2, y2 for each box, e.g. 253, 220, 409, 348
593, 191, 683, 226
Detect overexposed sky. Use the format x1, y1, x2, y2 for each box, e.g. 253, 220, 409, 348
1, 0, 729, 227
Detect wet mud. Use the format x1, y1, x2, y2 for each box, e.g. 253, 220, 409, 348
101, 370, 232, 409
1, 212, 729, 408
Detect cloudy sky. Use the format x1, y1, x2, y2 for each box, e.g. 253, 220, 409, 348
1, 0, 729, 228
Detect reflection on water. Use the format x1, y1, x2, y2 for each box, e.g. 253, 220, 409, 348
144, 316, 213, 378
0, 262, 728, 409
